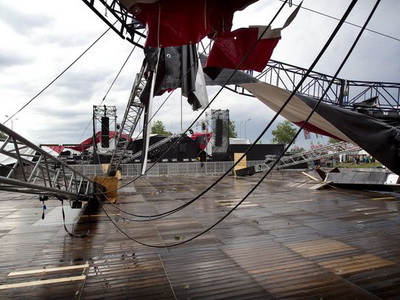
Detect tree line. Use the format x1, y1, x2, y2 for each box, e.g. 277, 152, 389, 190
150, 119, 299, 145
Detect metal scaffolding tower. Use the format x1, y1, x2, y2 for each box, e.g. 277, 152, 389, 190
92, 105, 117, 157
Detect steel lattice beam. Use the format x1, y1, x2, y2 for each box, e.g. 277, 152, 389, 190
81, 0, 145, 48
107, 69, 145, 175
0, 124, 97, 200
251, 142, 361, 174
81, 0, 400, 109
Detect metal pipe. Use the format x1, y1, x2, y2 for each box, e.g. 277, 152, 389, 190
0, 176, 79, 198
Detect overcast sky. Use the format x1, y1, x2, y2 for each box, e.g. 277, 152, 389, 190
0, 0, 399, 149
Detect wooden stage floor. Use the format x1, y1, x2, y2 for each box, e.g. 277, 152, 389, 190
0, 171, 399, 299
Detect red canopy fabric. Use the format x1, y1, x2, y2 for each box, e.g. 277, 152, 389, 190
205, 27, 280, 72
47, 145, 65, 154
121, 0, 258, 47
191, 132, 212, 150
68, 131, 132, 152
206, 3, 301, 71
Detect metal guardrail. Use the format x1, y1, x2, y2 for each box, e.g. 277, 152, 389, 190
0, 124, 95, 199
70, 161, 267, 177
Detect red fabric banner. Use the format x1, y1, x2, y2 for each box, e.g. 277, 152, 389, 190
205, 27, 280, 72
205, 2, 301, 72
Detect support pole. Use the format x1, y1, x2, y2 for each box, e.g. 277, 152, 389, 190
141, 48, 161, 175
92, 106, 98, 164
140, 87, 154, 175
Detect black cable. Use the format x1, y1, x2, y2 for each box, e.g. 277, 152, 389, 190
100, 0, 358, 225
98, 117, 231, 222
100, 0, 373, 248
102, 0, 292, 198
91, 0, 293, 221
78, 42, 140, 162
123, 43, 212, 161
279, 0, 400, 42
3, 23, 117, 126
60, 199, 91, 238
99, 42, 140, 107
93, 43, 211, 190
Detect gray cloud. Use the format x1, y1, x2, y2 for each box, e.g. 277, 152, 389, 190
52, 71, 115, 101
0, 3, 52, 35
0, 52, 32, 68
2, 0, 399, 149
33, 32, 96, 48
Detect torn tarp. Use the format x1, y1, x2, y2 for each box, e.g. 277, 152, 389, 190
297, 94, 400, 175
140, 45, 208, 110
205, 26, 280, 72
238, 81, 400, 174
205, 2, 301, 72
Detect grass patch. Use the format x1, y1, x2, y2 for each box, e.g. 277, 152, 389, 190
336, 162, 383, 169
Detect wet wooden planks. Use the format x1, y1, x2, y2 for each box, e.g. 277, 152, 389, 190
347, 266, 400, 299
0, 262, 87, 299
0, 172, 400, 298
221, 236, 380, 299
160, 248, 273, 299
82, 252, 174, 299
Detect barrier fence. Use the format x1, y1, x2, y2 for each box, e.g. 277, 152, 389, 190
70, 161, 267, 177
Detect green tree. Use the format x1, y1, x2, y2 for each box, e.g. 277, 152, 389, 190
328, 137, 340, 144
271, 120, 297, 146
150, 120, 172, 136
228, 120, 237, 138
0, 131, 7, 140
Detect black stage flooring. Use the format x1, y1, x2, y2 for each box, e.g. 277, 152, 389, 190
0, 171, 399, 299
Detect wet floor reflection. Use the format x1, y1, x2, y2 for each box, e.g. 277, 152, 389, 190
0, 172, 400, 298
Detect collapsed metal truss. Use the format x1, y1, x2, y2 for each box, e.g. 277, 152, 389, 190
107, 70, 145, 175
82, 0, 400, 109
273, 141, 361, 169
81, 0, 145, 48
121, 132, 182, 164
0, 124, 95, 200
251, 141, 361, 173
230, 60, 400, 108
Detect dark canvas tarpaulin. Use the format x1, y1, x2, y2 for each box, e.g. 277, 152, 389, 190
240, 82, 352, 142
181, 46, 208, 110
297, 94, 400, 174
326, 171, 389, 185
140, 45, 208, 110
215, 79, 400, 174
201, 55, 258, 85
